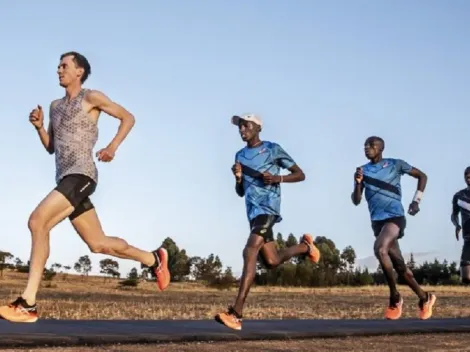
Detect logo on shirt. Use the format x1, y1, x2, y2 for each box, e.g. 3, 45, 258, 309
382, 162, 389, 168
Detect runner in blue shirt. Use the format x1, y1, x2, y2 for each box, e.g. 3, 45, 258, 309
352, 136, 436, 320
215, 113, 320, 331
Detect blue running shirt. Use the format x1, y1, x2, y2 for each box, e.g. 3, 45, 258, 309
360, 158, 413, 221
235, 141, 296, 222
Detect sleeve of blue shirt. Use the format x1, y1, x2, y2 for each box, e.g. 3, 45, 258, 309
395, 159, 413, 175
272, 143, 296, 169
452, 193, 460, 214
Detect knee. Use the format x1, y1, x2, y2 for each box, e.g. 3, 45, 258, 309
263, 257, 279, 270
88, 241, 109, 254
374, 243, 388, 260
28, 212, 47, 236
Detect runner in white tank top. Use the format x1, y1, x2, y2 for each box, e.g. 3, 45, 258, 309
0, 51, 170, 323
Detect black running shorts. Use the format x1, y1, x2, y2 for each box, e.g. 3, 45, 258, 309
371, 216, 406, 239
55, 174, 97, 221
249, 214, 279, 243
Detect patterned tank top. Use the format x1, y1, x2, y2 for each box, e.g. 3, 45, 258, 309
50, 88, 99, 183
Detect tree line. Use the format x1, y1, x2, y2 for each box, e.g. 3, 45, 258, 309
0, 234, 464, 288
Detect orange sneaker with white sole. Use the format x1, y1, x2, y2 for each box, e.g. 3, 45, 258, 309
301, 234, 320, 263
0, 297, 38, 323
215, 307, 243, 330
419, 293, 436, 320
385, 296, 403, 320
152, 248, 171, 291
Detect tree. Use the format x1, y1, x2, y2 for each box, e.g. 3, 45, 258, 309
208, 266, 237, 290
119, 267, 140, 287
62, 265, 72, 281
407, 253, 416, 271
160, 237, 191, 281
0, 251, 13, 279
141, 268, 150, 280
43, 265, 57, 281
51, 263, 62, 273
191, 254, 223, 282
276, 233, 286, 250
16, 260, 30, 273
128, 267, 139, 280
340, 246, 356, 285
341, 246, 356, 271
286, 234, 299, 264
99, 259, 120, 281
74, 255, 92, 278
314, 236, 342, 286
286, 234, 298, 248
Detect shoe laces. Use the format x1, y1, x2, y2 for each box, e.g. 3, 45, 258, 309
227, 306, 243, 321
389, 296, 401, 309
9, 297, 36, 313
419, 293, 430, 309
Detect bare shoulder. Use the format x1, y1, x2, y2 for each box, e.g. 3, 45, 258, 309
50, 98, 61, 109
83, 89, 111, 105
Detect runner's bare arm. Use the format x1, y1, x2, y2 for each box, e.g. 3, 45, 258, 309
86, 90, 135, 152
451, 194, 461, 228
280, 164, 305, 183
351, 183, 363, 205
407, 167, 428, 192
35, 102, 56, 154
351, 167, 363, 205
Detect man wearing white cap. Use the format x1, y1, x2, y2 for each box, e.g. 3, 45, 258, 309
215, 113, 320, 331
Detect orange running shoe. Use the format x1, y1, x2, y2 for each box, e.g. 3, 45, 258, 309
385, 295, 403, 320
418, 293, 436, 320
301, 234, 320, 263
215, 306, 242, 330
0, 297, 38, 323
152, 248, 170, 291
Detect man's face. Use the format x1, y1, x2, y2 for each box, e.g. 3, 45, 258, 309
238, 120, 260, 142
57, 55, 83, 87
364, 138, 382, 160
465, 171, 470, 187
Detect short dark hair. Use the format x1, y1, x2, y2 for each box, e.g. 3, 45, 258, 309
365, 136, 385, 151
465, 166, 470, 175
60, 51, 91, 83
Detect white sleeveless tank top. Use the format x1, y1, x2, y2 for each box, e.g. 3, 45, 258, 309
50, 88, 99, 183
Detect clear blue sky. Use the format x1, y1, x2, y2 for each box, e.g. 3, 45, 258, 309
1, 1, 469, 277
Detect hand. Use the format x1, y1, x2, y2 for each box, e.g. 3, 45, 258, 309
96, 146, 115, 162
29, 105, 44, 129
262, 172, 281, 185
232, 162, 242, 183
408, 201, 420, 216
456, 225, 462, 241
354, 167, 363, 184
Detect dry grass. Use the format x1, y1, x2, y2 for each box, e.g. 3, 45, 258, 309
1, 271, 470, 320
5, 334, 470, 352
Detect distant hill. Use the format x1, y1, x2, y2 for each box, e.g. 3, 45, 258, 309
356, 251, 446, 271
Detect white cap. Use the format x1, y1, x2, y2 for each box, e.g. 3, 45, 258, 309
231, 113, 263, 127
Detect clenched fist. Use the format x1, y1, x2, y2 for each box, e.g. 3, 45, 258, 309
29, 105, 44, 129
232, 162, 242, 183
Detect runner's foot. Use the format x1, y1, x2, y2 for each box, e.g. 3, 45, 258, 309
215, 306, 243, 330
0, 297, 38, 323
